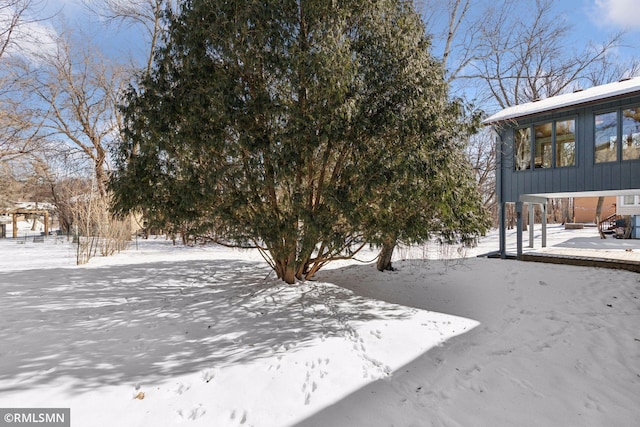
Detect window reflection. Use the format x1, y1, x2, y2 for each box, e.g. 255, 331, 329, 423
556, 119, 575, 167
622, 108, 640, 161
595, 111, 618, 163
514, 127, 531, 170
534, 122, 552, 168
515, 119, 577, 170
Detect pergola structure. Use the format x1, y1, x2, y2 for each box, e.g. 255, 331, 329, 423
484, 77, 640, 258
0, 209, 50, 238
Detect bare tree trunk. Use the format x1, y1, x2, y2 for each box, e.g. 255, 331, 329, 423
623, 216, 632, 239
561, 198, 571, 224
595, 196, 606, 239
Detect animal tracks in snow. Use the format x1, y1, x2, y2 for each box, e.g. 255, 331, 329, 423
176, 404, 206, 421
174, 382, 191, 395
302, 358, 330, 405
229, 409, 248, 425
369, 329, 383, 339
267, 354, 283, 372
344, 327, 392, 380
201, 369, 216, 383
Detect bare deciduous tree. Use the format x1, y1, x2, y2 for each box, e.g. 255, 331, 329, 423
426, 0, 637, 106
0, 95, 45, 163
465, 128, 496, 217
0, 0, 51, 165
17, 28, 126, 197
463, 0, 625, 108
584, 56, 640, 88
0, 0, 36, 59
82, 0, 176, 73
1, 3, 135, 254
423, 0, 480, 85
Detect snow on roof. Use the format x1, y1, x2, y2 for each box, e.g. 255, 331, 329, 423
483, 76, 640, 125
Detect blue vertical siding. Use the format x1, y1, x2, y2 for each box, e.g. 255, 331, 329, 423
496, 94, 640, 202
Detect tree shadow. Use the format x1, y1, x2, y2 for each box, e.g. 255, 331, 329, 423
316, 258, 481, 318
293, 260, 489, 427
0, 258, 412, 393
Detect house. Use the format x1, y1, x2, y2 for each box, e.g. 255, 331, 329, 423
617, 194, 640, 216
484, 77, 640, 258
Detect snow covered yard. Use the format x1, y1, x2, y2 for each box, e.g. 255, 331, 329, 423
0, 228, 639, 426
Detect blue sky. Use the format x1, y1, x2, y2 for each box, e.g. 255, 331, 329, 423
19, 0, 640, 77
421, 0, 640, 59
563, 0, 640, 56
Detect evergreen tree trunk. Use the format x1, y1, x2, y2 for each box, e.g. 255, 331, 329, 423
377, 234, 397, 272
283, 250, 297, 284
272, 245, 298, 285
275, 260, 297, 285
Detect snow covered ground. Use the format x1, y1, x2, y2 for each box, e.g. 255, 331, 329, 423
0, 225, 638, 426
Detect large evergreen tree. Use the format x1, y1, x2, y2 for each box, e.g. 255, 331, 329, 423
110, 0, 489, 283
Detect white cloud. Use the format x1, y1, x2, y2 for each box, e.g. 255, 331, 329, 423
0, 5, 59, 64
12, 20, 58, 63
595, 0, 640, 29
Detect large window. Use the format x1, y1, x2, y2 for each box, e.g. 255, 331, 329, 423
534, 123, 552, 168
622, 107, 640, 161
514, 127, 531, 170
595, 111, 618, 163
515, 119, 575, 170
595, 106, 640, 163
555, 119, 576, 167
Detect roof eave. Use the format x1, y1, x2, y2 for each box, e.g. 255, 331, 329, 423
482, 78, 640, 126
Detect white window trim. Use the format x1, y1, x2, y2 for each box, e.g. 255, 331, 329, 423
621, 195, 640, 206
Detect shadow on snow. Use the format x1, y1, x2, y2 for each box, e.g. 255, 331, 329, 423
0, 258, 410, 393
